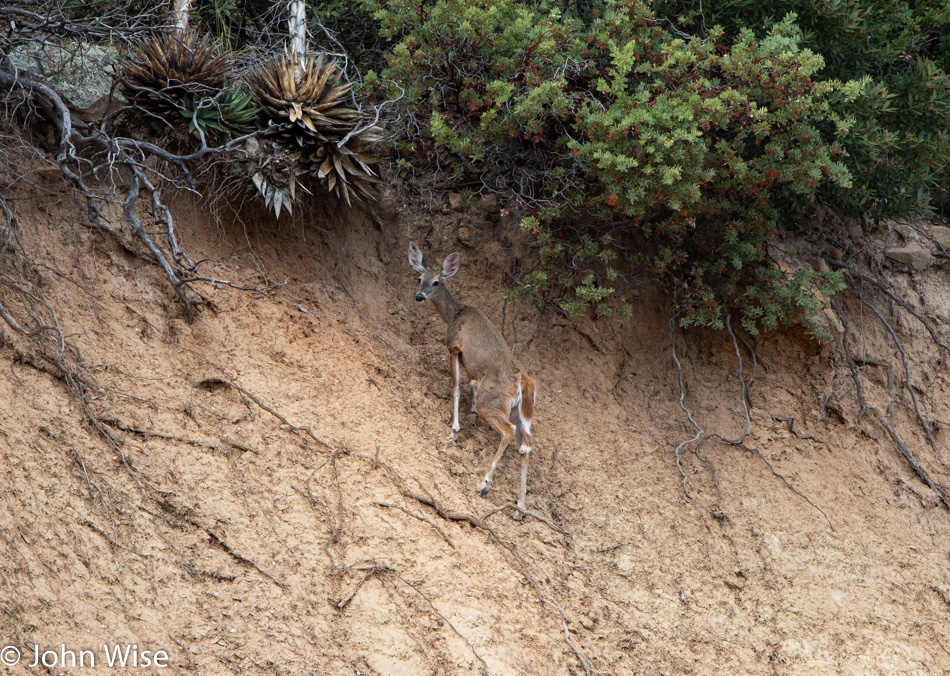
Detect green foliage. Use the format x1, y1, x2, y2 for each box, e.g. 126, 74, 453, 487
508, 217, 632, 321
571, 10, 854, 329
181, 85, 258, 138
651, 0, 950, 218
377, 0, 854, 333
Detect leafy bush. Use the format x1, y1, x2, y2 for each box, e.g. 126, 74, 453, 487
376, 0, 853, 334
652, 0, 950, 217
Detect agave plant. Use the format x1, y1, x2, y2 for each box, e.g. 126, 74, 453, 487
181, 85, 258, 138
248, 50, 382, 214
120, 29, 230, 121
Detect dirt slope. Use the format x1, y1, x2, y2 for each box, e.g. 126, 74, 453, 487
0, 170, 949, 675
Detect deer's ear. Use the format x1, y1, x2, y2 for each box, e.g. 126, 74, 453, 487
442, 252, 460, 278
408, 242, 426, 272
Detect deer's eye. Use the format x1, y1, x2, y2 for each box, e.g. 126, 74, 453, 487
432, 280, 439, 286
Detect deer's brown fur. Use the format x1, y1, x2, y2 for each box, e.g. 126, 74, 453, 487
409, 242, 536, 517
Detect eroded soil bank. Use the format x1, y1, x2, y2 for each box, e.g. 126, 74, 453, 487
0, 170, 949, 674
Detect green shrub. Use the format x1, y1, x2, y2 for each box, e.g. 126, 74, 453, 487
377, 0, 853, 333
652, 0, 950, 217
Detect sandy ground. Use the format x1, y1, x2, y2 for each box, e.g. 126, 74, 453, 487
0, 164, 948, 675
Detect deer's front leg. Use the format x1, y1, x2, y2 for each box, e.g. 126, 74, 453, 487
450, 350, 461, 441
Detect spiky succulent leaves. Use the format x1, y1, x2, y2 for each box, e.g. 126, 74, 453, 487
249, 146, 308, 219
249, 51, 383, 204
250, 52, 359, 144
121, 29, 229, 120
311, 129, 383, 205
181, 86, 259, 138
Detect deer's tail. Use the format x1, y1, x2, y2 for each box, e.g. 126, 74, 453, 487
518, 372, 536, 438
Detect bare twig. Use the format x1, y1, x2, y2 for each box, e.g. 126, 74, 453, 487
221, 378, 334, 449
479, 502, 569, 535
375, 501, 455, 548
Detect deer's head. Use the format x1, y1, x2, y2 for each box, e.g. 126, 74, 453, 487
408, 242, 459, 302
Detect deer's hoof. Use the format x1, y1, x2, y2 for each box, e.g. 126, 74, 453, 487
479, 480, 491, 497
511, 510, 524, 522
450, 429, 458, 442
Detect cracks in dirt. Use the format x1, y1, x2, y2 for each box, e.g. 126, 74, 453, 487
670, 312, 835, 531
402, 487, 593, 675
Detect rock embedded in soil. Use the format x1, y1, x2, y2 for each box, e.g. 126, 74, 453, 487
456, 226, 475, 246
929, 225, 950, 250
479, 194, 500, 214
885, 243, 934, 270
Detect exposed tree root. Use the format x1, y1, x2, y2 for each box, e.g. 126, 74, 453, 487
390, 571, 490, 675
403, 488, 596, 674
199, 377, 334, 450
375, 501, 456, 548
0, 65, 281, 313
830, 298, 950, 509
771, 416, 831, 453
670, 312, 833, 529
848, 287, 937, 449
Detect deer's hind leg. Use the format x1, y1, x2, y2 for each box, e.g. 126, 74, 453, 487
477, 403, 516, 498
508, 407, 529, 521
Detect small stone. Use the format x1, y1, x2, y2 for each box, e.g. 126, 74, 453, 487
827, 247, 844, 261
448, 193, 464, 212
375, 194, 398, 222
456, 226, 475, 246
245, 136, 260, 154
479, 194, 500, 214
811, 257, 831, 274
848, 221, 863, 241
894, 222, 913, 239
929, 225, 950, 250
886, 243, 933, 270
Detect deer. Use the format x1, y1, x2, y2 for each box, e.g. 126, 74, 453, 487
408, 241, 537, 518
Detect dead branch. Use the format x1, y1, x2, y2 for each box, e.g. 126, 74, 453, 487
479, 502, 569, 535
375, 501, 455, 548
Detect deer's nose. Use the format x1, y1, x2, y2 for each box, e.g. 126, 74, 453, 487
415, 293, 425, 302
